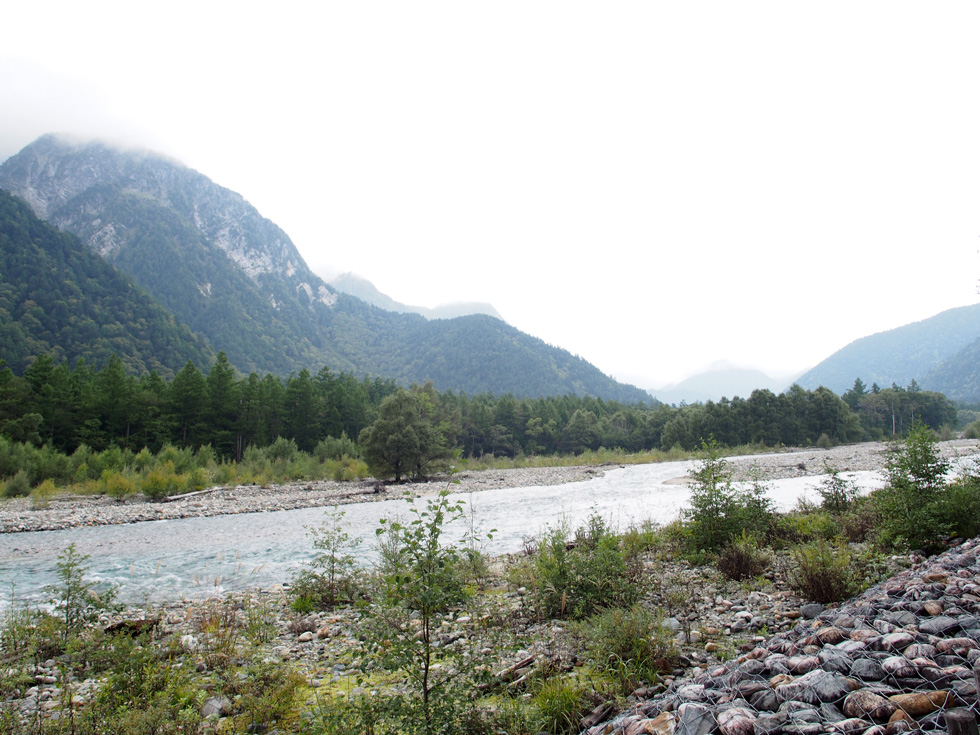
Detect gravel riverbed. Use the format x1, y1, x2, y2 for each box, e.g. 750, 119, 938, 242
1, 440, 977, 534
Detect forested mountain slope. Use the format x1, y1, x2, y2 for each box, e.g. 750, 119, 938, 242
0, 189, 214, 376
794, 303, 980, 396
0, 135, 648, 402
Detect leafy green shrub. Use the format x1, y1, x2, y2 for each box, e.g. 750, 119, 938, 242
211, 460, 238, 485
140, 466, 183, 500
524, 514, 639, 620
717, 532, 772, 581
314, 432, 360, 462
133, 447, 155, 472
788, 539, 857, 603
183, 466, 208, 493
226, 659, 304, 733
93, 638, 204, 734
839, 495, 881, 543
774, 508, 840, 545
30, 478, 56, 509
155, 444, 196, 474
683, 442, 775, 553
3, 469, 31, 498
266, 436, 299, 462
47, 543, 119, 645
944, 474, 980, 539
576, 605, 677, 694
367, 490, 484, 734
103, 469, 136, 501
33, 444, 72, 484
963, 420, 980, 439
817, 466, 857, 514
291, 508, 363, 610
873, 424, 951, 553
327, 456, 370, 482
620, 519, 663, 558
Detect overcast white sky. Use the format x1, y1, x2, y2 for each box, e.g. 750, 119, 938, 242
2, 2, 979, 389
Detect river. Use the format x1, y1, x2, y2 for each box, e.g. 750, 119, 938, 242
0, 458, 886, 611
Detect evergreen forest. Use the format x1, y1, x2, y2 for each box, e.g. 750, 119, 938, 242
0, 349, 957, 483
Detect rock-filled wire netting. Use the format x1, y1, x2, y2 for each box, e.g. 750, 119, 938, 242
584, 537, 980, 735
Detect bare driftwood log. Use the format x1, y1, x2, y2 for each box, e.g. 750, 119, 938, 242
158, 487, 222, 503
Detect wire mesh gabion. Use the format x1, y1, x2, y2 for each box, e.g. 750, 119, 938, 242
585, 537, 980, 735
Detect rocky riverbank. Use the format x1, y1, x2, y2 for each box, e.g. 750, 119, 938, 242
586, 537, 980, 735
7, 435, 980, 731
3, 440, 977, 534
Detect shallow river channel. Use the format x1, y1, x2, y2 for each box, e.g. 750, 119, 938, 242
0, 457, 886, 609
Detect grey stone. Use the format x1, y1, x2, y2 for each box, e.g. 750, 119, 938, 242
800, 603, 825, 620
849, 658, 886, 681
202, 696, 232, 718
675, 702, 715, 735
918, 615, 960, 636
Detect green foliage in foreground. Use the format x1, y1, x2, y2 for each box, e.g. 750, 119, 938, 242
872, 423, 980, 553
6, 423, 980, 733
682, 441, 776, 553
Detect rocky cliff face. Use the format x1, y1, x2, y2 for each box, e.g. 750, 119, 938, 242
0, 134, 335, 313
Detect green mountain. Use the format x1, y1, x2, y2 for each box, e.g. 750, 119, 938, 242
0, 188, 214, 376
0, 135, 648, 402
795, 303, 980, 398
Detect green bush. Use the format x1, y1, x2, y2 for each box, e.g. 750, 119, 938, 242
839, 495, 881, 543
30, 478, 57, 509
576, 604, 677, 694
266, 436, 299, 462
531, 678, 596, 735
103, 469, 137, 501
683, 442, 775, 553
523, 514, 639, 620
788, 539, 857, 603
717, 532, 773, 581
944, 474, 980, 539
314, 432, 360, 462
3, 469, 31, 498
291, 507, 363, 610
140, 466, 183, 500
817, 466, 857, 515
774, 508, 841, 545
872, 424, 951, 553
327, 456, 369, 482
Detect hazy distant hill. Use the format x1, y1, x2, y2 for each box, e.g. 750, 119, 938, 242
0, 135, 649, 402
328, 272, 504, 321
0, 189, 214, 376
795, 303, 980, 397
649, 363, 799, 405
921, 336, 980, 402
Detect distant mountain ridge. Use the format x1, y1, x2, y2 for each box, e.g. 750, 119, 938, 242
795, 303, 980, 401
649, 363, 800, 405
327, 272, 504, 321
0, 135, 649, 402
